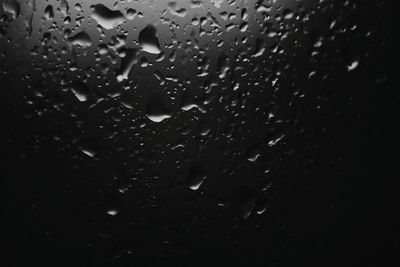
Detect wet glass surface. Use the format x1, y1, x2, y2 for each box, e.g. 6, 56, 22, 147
1, 0, 399, 266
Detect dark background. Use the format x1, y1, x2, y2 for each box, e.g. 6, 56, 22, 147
1, 1, 399, 266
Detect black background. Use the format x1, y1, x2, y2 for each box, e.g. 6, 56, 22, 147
1, 1, 399, 266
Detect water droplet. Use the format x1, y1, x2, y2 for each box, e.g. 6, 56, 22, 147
68, 81, 90, 102
90, 4, 125, 30
44, 5, 54, 20
2, 0, 20, 19
347, 60, 359, 71
67, 31, 92, 48
139, 25, 162, 54
145, 92, 171, 122
117, 48, 138, 82
106, 209, 119, 216
186, 162, 207, 191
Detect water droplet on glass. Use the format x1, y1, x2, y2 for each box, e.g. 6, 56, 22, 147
139, 25, 162, 54
90, 4, 125, 30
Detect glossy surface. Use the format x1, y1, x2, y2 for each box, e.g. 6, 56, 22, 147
1, 0, 398, 266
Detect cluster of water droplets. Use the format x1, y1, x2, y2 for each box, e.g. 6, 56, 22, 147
1, 0, 367, 233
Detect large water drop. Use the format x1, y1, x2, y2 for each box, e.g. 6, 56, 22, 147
139, 25, 162, 54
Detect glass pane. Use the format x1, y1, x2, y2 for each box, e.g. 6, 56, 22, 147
2, 0, 397, 266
